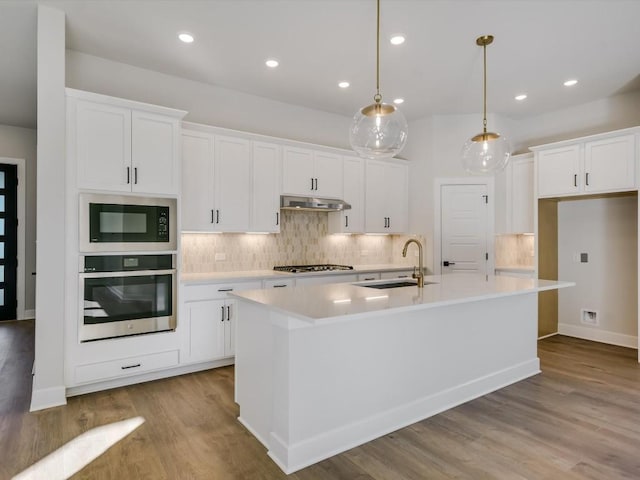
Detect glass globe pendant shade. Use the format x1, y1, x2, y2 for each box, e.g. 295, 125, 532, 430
461, 131, 510, 175
349, 101, 408, 159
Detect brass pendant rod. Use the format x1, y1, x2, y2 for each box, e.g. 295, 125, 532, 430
375, 0, 381, 103
482, 40, 487, 134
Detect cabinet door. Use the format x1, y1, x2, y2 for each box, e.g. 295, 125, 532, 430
328, 156, 365, 233
186, 299, 226, 363
132, 111, 180, 195
225, 300, 236, 356
181, 130, 215, 231
365, 160, 388, 232
385, 163, 409, 233
510, 156, 534, 233
214, 136, 252, 232
252, 141, 281, 232
536, 145, 581, 197
584, 134, 636, 193
75, 100, 131, 192
313, 151, 343, 198
282, 146, 314, 195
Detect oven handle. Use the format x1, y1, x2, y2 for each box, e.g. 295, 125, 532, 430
80, 269, 176, 278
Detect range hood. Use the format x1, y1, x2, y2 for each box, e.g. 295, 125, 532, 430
280, 195, 351, 212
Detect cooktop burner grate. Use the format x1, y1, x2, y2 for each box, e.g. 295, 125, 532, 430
274, 264, 354, 273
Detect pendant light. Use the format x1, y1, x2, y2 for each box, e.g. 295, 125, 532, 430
461, 35, 510, 174
349, 0, 408, 159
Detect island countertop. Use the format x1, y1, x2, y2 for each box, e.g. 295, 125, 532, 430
230, 273, 574, 323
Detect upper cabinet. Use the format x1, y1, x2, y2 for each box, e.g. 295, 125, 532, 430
506, 153, 534, 233
365, 159, 409, 233
181, 126, 281, 233
534, 129, 638, 198
67, 88, 186, 195
328, 156, 365, 234
282, 146, 343, 198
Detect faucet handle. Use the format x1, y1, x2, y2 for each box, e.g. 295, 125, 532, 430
412, 266, 417, 279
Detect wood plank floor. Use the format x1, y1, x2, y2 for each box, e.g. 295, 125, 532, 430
1, 322, 639, 479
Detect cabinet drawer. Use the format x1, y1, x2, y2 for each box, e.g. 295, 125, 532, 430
263, 278, 295, 288
183, 281, 262, 301
75, 350, 179, 384
357, 273, 381, 282
380, 270, 413, 280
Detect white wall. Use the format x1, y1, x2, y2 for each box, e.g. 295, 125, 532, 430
0, 125, 36, 312
403, 112, 512, 270
31, 5, 66, 411
512, 90, 640, 152
557, 196, 638, 347
65, 50, 352, 150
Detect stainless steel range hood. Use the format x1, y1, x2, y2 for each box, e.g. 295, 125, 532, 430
280, 195, 351, 212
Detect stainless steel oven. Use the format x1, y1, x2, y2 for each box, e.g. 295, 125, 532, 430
79, 254, 176, 342
79, 193, 177, 252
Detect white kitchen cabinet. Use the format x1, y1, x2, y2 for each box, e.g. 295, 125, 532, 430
506, 153, 534, 233
365, 159, 409, 233
181, 130, 215, 231
282, 146, 343, 198
181, 281, 261, 364
213, 135, 252, 232
68, 89, 185, 195
584, 134, 635, 193
535, 130, 637, 198
536, 145, 581, 197
252, 141, 281, 233
328, 156, 365, 234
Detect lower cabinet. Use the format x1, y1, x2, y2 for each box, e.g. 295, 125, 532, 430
380, 270, 413, 280
181, 281, 261, 365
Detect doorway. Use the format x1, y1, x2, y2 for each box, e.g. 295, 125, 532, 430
434, 178, 495, 275
0, 164, 18, 320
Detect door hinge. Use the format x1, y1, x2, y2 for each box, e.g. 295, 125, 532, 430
482, 194, 488, 204
485, 252, 489, 260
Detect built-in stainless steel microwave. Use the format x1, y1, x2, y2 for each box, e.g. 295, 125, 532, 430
79, 193, 177, 252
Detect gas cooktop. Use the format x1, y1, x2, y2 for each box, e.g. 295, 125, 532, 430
274, 264, 354, 273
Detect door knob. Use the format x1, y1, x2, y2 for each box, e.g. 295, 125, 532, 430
443, 261, 456, 267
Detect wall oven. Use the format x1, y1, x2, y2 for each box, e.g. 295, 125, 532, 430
79, 254, 176, 342
79, 193, 177, 252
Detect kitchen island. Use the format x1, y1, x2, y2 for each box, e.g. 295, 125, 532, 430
231, 274, 573, 474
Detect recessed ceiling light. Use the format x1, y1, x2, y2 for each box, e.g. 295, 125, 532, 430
515, 94, 527, 101
178, 33, 194, 43
564, 79, 578, 87
390, 34, 406, 45
265, 59, 279, 68
393, 98, 405, 104
338, 81, 350, 89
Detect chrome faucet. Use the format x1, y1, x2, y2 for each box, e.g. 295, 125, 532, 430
402, 239, 425, 288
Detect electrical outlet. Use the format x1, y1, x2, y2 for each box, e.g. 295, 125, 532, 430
580, 252, 588, 263
215, 253, 226, 261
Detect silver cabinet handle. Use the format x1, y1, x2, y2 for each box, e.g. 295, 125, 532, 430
211, 210, 215, 223
273, 284, 287, 288
218, 288, 233, 292
226, 305, 231, 321
574, 174, 577, 187
221, 305, 225, 322
310, 178, 314, 191
363, 277, 376, 281
586, 172, 590, 186
126, 166, 130, 184
345, 215, 349, 228
134, 167, 138, 184
215, 209, 220, 224
276, 212, 279, 226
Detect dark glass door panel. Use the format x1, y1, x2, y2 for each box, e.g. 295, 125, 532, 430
0, 164, 17, 320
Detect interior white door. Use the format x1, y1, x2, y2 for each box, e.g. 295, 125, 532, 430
441, 184, 489, 274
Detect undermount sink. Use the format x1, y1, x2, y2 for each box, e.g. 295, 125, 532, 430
356, 280, 437, 289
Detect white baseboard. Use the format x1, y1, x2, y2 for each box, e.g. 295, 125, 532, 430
558, 323, 638, 349
537, 332, 558, 340
30, 384, 67, 412
267, 358, 540, 474
23, 309, 36, 320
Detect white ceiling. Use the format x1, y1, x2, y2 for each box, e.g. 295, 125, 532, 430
3, 0, 640, 129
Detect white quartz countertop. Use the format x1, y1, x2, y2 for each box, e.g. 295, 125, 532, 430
181, 264, 413, 285
230, 274, 574, 323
